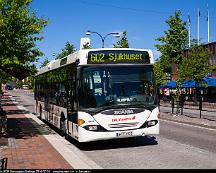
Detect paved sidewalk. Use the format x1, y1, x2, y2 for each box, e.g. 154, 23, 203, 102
0, 93, 73, 169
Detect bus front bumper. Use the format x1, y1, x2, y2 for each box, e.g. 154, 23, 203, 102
78, 123, 159, 142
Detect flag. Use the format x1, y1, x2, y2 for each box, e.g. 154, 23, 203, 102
206, 4, 210, 43
188, 15, 191, 25
188, 14, 191, 48
198, 8, 200, 45
198, 8, 200, 16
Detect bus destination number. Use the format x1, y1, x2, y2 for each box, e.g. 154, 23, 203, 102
90, 53, 105, 63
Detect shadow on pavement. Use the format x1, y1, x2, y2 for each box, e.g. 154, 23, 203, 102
6, 110, 30, 115
0, 103, 18, 107
69, 135, 158, 151
6, 116, 56, 139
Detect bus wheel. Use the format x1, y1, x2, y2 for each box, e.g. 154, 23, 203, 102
39, 105, 42, 119
60, 115, 66, 136
65, 132, 69, 140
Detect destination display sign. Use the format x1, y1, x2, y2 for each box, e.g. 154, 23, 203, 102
87, 50, 150, 64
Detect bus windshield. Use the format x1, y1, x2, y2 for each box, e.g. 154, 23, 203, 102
79, 65, 156, 109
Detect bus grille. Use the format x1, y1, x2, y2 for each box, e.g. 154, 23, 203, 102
108, 122, 139, 128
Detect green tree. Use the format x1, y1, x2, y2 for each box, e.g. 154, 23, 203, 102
154, 61, 167, 88
155, 10, 188, 115
0, 0, 48, 91
15, 80, 24, 89
155, 10, 188, 73
184, 38, 203, 49
82, 42, 91, 49
178, 46, 213, 84
0, 70, 12, 93
113, 31, 129, 48
40, 58, 50, 68
178, 46, 213, 103
56, 41, 76, 59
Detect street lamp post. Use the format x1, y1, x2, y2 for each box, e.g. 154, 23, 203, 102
86, 30, 120, 48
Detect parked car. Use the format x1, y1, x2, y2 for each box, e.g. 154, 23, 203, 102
5, 85, 13, 90
22, 85, 29, 89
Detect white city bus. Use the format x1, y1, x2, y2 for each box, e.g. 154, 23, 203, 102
34, 48, 159, 142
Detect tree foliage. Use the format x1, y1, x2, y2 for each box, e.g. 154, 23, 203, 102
0, 0, 48, 79
155, 10, 188, 73
178, 46, 213, 84
0, 70, 12, 93
82, 42, 91, 49
56, 41, 76, 59
40, 58, 50, 68
113, 31, 129, 48
154, 61, 167, 87
184, 38, 203, 49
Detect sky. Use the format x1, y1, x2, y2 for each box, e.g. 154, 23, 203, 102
30, 0, 216, 66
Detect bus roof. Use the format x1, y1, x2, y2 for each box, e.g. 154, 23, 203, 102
36, 48, 154, 76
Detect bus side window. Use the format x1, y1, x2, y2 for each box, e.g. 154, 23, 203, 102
67, 65, 78, 123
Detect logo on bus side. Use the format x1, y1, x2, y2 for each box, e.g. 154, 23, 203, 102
112, 116, 136, 122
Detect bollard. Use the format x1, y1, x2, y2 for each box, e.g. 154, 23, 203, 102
171, 97, 174, 114
179, 95, 184, 115
199, 96, 202, 118
0, 157, 8, 170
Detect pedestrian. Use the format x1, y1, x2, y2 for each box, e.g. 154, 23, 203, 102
0, 107, 7, 136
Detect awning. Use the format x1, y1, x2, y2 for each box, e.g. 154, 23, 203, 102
203, 77, 216, 87
160, 80, 204, 88
160, 80, 176, 88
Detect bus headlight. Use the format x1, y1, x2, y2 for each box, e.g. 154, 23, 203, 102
147, 120, 158, 127
88, 125, 98, 131
83, 125, 98, 131
140, 120, 158, 128
83, 125, 107, 132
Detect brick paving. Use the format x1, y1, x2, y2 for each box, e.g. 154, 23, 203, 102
0, 94, 73, 169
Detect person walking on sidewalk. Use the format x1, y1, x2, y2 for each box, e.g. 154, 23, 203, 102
0, 107, 7, 136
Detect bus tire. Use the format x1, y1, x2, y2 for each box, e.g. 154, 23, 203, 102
39, 105, 42, 119
60, 114, 66, 136
65, 132, 69, 140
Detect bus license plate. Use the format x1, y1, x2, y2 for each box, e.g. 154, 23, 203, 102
116, 131, 133, 137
